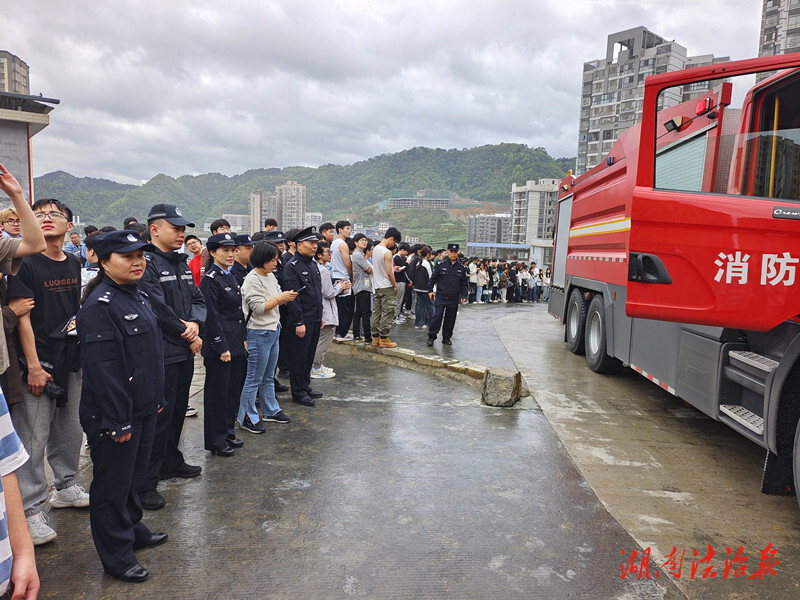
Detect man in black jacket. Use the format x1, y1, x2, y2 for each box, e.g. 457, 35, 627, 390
137, 204, 206, 510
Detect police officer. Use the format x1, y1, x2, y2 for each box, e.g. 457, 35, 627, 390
427, 243, 469, 347
77, 231, 167, 583
137, 203, 207, 511
199, 233, 247, 457
231, 233, 255, 287
281, 227, 323, 406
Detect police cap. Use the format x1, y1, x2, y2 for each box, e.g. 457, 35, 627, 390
147, 203, 195, 227
92, 231, 155, 256
292, 226, 318, 243
206, 232, 237, 251
234, 234, 256, 246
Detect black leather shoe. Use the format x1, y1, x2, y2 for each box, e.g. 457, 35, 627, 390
139, 489, 166, 511
426, 339, 434, 347
210, 445, 235, 457
292, 396, 315, 406
274, 380, 290, 393
106, 563, 149, 583
307, 389, 323, 399
442, 338, 452, 345
226, 436, 244, 448
159, 462, 202, 480
133, 531, 168, 550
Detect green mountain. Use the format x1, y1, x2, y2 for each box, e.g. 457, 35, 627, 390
34, 144, 575, 245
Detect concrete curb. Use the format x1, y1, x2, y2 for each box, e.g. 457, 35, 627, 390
329, 339, 531, 399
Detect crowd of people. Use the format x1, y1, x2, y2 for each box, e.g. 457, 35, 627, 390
0, 164, 548, 594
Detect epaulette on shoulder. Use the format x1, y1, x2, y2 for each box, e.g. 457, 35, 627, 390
207, 271, 216, 278
98, 289, 113, 303
144, 254, 152, 261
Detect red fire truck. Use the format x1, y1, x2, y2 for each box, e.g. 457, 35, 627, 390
549, 53, 800, 505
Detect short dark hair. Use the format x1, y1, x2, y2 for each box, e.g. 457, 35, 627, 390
32, 198, 73, 222
210, 218, 231, 233
123, 217, 138, 229
83, 231, 100, 250
284, 228, 300, 244
398, 242, 410, 252
384, 227, 401, 242
250, 231, 267, 241
264, 218, 278, 228
319, 222, 334, 233
315, 240, 330, 258
83, 225, 98, 236
128, 222, 148, 237
98, 226, 117, 233
250, 240, 280, 269
335, 220, 351, 234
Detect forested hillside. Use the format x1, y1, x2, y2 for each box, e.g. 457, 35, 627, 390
34, 144, 575, 242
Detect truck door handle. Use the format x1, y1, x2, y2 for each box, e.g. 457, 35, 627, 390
628, 253, 673, 284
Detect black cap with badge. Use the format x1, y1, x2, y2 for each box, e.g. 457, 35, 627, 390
146, 203, 195, 228
447, 243, 459, 251
264, 230, 287, 244
92, 231, 155, 256
291, 226, 319, 243
206, 233, 237, 251
234, 234, 256, 246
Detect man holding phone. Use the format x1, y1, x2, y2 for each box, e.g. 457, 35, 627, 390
281, 227, 323, 406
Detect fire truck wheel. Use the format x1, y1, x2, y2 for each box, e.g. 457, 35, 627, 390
585, 294, 623, 373
794, 422, 800, 509
566, 288, 587, 355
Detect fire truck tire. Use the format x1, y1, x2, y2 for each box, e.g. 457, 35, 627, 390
585, 295, 623, 373
793, 423, 800, 508
566, 288, 587, 355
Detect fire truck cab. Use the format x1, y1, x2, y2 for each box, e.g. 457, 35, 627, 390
549, 54, 800, 505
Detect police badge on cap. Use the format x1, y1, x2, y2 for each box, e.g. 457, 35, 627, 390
92, 230, 155, 255
447, 243, 459, 251
291, 226, 319, 243
206, 233, 238, 251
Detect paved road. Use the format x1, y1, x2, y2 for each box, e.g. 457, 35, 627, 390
31, 300, 797, 598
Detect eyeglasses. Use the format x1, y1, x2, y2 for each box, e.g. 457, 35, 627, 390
34, 211, 67, 221
2, 219, 20, 225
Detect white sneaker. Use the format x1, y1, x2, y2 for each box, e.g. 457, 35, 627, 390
320, 365, 334, 374
50, 483, 90, 508
27, 512, 57, 545
310, 368, 336, 379
186, 405, 198, 417
341, 333, 354, 341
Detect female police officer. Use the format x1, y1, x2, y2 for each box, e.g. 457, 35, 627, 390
199, 233, 247, 456
77, 230, 167, 583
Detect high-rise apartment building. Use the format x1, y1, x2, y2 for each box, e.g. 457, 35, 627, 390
511, 179, 559, 266
577, 27, 728, 175
759, 0, 800, 58
276, 181, 306, 231
248, 190, 278, 232
467, 214, 511, 245
0, 51, 29, 94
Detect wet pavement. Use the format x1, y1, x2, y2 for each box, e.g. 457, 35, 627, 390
32, 299, 800, 598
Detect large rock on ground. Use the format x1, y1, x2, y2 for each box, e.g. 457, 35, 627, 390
481, 368, 523, 407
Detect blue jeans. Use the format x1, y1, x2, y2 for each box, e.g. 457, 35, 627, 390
415, 291, 435, 327
238, 326, 281, 424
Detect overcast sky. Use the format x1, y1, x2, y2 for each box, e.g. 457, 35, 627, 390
5, 0, 761, 184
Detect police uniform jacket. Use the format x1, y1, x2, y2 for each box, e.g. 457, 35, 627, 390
199, 263, 246, 358
282, 251, 323, 327
138, 247, 207, 364
231, 261, 251, 288
77, 279, 164, 442
428, 258, 469, 303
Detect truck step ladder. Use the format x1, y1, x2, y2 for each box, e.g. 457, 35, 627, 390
720, 404, 764, 435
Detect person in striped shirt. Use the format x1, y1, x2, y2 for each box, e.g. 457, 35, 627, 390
0, 387, 39, 599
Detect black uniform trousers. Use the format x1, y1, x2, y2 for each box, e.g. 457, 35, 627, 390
334, 293, 354, 337
289, 320, 321, 399
89, 412, 156, 575
428, 298, 460, 341
277, 303, 290, 377
203, 355, 246, 451
142, 358, 195, 492
352, 290, 372, 339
